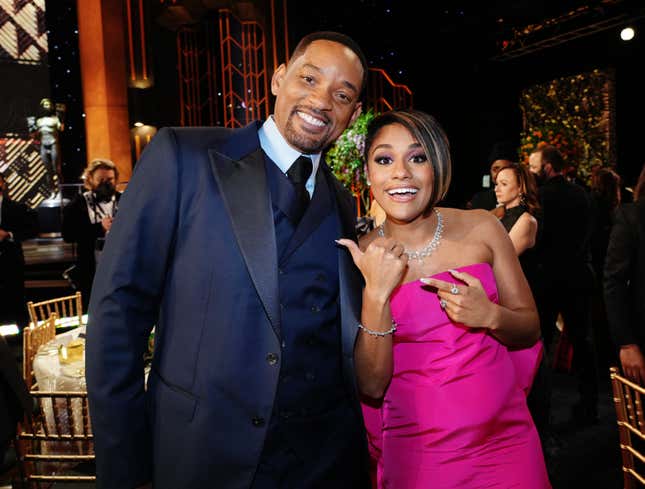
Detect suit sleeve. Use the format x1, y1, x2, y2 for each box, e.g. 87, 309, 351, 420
85, 128, 180, 489
603, 205, 637, 347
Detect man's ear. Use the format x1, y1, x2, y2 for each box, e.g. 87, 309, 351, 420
348, 102, 363, 126
271, 64, 287, 96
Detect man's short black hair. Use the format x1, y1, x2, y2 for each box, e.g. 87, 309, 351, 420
290, 31, 368, 93
487, 141, 517, 165
538, 144, 566, 172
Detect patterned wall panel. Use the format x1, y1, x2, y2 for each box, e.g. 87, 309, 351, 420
219, 9, 269, 128
367, 68, 414, 113
177, 27, 218, 127
0, 0, 47, 63
0, 135, 52, 208
0, 0, 51, 207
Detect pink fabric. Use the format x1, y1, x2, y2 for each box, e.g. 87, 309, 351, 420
361, 262, 551, 489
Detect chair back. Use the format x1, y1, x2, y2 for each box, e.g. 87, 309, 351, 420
27, 291, 83, 329
23, 313, 57, 390
610, 366, 645, 488
15, 390, 95, 487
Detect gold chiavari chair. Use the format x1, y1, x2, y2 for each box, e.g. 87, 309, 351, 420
26, 291, 83, 331
22, 313, 57, 390
610, 366, 645, 488
15, 391, 95, 487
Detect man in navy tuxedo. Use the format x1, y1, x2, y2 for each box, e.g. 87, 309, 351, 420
86, 31, 371, 489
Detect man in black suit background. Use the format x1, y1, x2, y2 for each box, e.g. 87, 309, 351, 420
529, 145, 598, 471
0, 172, 39, 328
604, 163, 645, 385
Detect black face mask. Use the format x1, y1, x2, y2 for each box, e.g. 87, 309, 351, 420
94, 182, 116, 202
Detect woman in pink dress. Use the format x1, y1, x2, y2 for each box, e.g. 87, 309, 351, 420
338, 110, 551, 488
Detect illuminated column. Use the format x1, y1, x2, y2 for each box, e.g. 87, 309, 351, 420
76, 0, 132, 183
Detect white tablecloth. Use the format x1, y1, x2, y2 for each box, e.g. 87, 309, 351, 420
33, 326, 87, 392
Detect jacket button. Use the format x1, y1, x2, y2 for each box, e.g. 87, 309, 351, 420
266, 353, 279, 365
251, 417, 265, 427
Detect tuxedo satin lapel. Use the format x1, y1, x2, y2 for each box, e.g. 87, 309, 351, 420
208, 147, 281, 337
320, 162, 362, 357
338, 248, 362, 357
321, 162, 356, 238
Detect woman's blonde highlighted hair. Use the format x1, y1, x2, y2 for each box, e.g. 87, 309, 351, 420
82, 158, 118, 190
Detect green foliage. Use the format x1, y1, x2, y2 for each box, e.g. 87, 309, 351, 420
326, 109, 377, 211
519, 69, 613, 185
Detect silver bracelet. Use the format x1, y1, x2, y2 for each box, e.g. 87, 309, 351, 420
358, 320, 397, 337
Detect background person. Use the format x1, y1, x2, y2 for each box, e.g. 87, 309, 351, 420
339, 109, 549, 488
531, 144, 598, 431
62, 159, 121, 311
493, 162, 554, 460
0, 335, 32, 468
0, 172, 39, 328
604, 162, 645, 385
86, 31, 371, 489
589, 167, 622, 370
494, 162, 540, 258
467, 141, 515, 211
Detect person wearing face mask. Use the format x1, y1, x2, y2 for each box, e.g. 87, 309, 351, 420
62, 159, 121, 311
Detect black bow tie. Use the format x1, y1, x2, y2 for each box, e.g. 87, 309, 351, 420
287, 155, 313, 223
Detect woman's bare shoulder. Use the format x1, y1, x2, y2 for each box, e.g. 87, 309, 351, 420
519, 211, 538, 226
440, 207, 499, 228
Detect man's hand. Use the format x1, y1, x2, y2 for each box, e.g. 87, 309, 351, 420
101, 216, 114, 233
0, 228, 10, 241
620, 344, 645, 386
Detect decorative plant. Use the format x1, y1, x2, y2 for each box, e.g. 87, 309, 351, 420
326, 108, 377, 212
519, 69, 613, 185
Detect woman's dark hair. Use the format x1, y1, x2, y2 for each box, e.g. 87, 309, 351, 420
497, 163, 540, 217
592, 167, 621, 209
365, 109, 452, 211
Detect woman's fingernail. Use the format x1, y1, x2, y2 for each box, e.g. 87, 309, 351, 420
420, 278, 431, 284
448, 269, 458, 274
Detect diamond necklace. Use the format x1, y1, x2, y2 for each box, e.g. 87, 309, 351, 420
377, 208, 444, 263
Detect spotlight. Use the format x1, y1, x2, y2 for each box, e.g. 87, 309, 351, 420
620, 27, 635, 41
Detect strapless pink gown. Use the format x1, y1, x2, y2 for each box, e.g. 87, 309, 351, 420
361, 262, 551, 489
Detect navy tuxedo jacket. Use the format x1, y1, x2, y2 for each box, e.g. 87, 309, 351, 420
85, 123, 365, 489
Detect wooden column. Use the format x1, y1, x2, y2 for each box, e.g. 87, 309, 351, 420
76, 0, 132, 183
